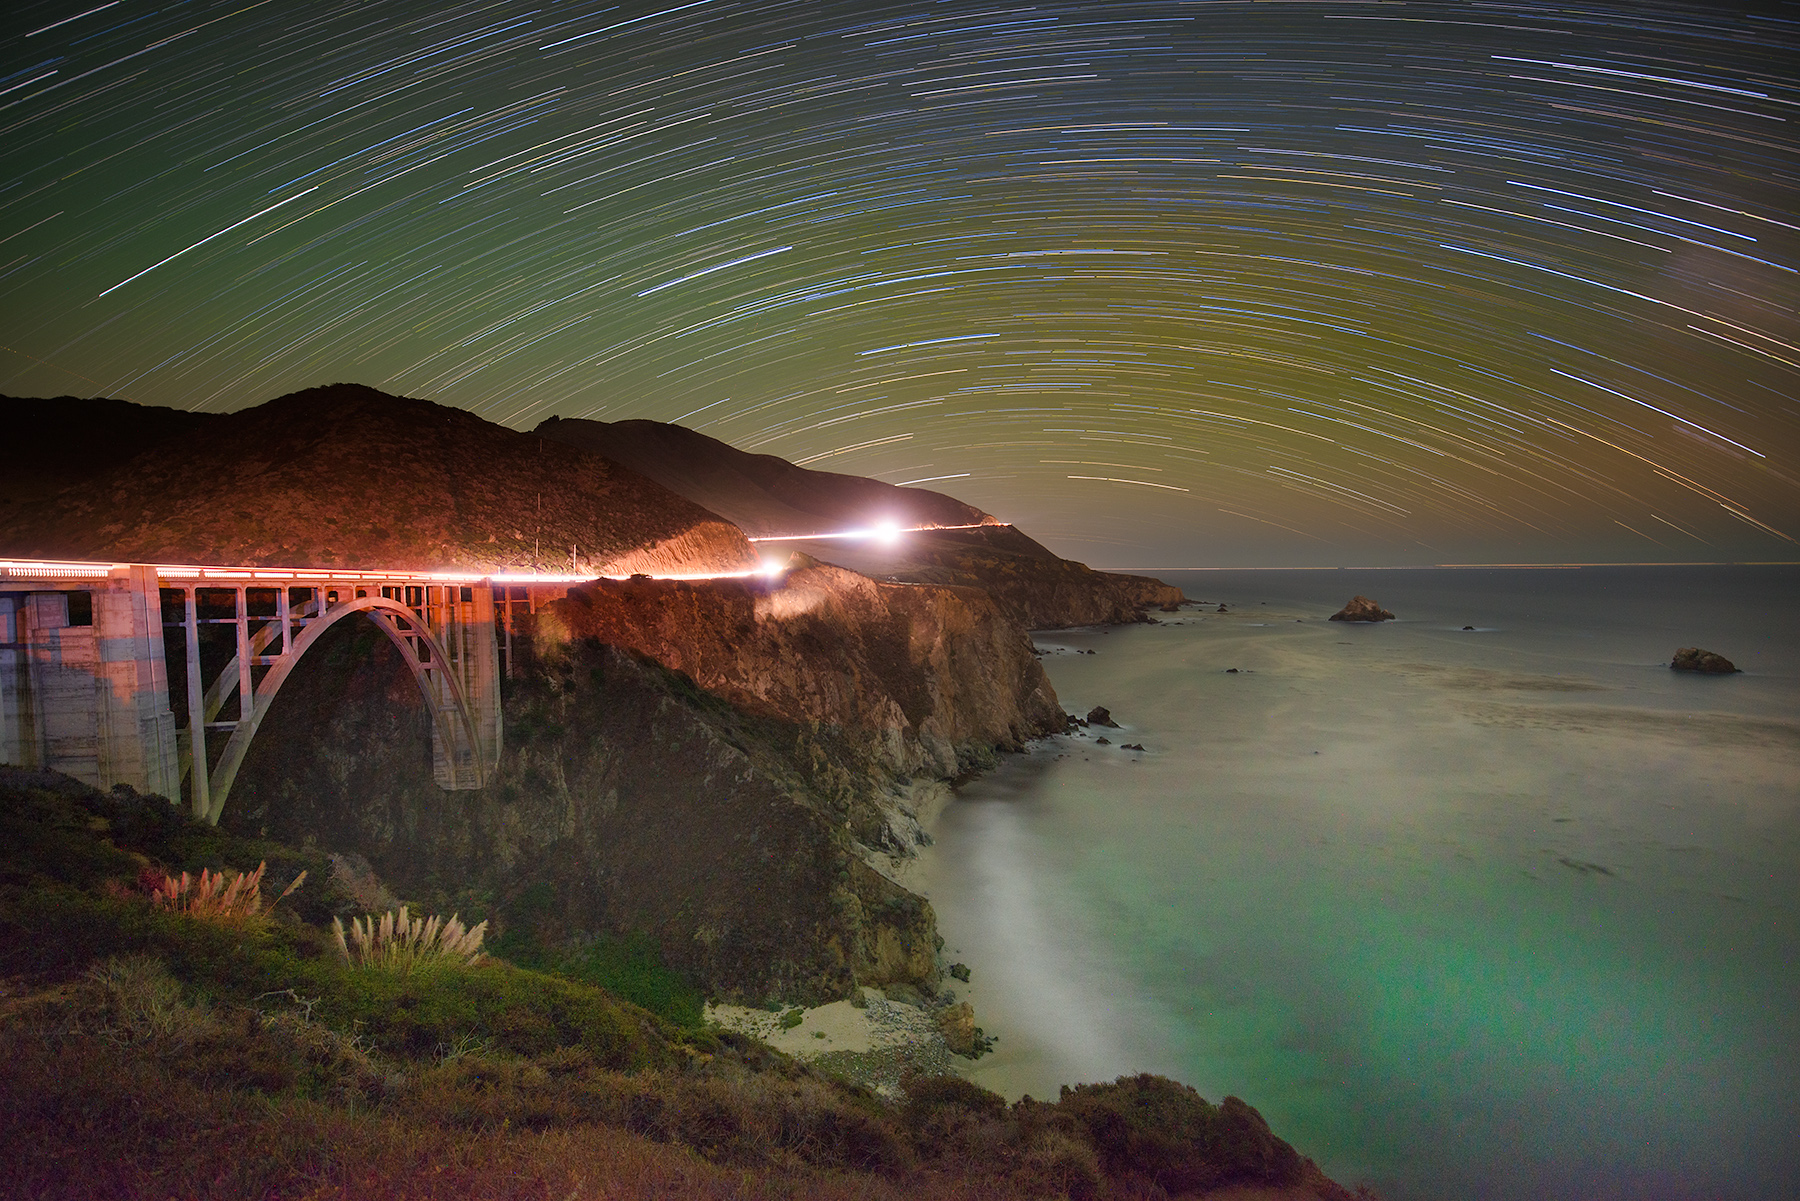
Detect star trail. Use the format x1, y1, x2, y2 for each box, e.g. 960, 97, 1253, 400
2, 0, 1795, 566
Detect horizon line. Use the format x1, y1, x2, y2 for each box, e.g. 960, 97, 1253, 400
1096, 560, 1800, 572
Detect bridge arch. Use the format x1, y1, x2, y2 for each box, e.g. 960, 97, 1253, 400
204, 595, 487, 824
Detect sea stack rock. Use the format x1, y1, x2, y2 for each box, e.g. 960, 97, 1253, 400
1086, 705, 1120, 728
1671, 647, 1740, 674
1329, 596, 1395, 622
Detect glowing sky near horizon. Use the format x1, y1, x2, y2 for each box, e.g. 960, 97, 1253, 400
1, 1, 1796, 567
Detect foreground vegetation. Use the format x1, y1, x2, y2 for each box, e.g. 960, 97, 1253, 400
0, 767, 1362, 1199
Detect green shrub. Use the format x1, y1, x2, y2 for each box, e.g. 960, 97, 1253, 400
1015, 1128, 1103, 1201
86, 953, 216, 1047
489, 925, 706, 1031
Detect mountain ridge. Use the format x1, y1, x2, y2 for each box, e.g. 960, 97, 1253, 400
0, 385, 754, 577
534, 414, 1186, 625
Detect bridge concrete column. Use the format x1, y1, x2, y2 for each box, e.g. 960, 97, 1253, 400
21, 590, 99, 781
0, 594, 33, 769
91, 567, 181, 800
0, 570, 176, 797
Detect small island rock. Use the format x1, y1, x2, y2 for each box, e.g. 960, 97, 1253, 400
1671, 647, 1740, 674
1086, 705, 1120, 727
1328, 595, 1395, 622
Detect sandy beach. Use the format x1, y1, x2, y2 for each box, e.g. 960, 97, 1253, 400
706, 988, 965, 1098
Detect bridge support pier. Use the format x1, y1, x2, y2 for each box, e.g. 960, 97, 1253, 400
2, 561, 509, 823
0, 566, 180, 800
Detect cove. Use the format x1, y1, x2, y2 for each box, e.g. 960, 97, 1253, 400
916, 565, 1800, 1201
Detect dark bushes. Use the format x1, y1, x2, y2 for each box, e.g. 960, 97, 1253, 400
1051, 1073, 1304, 1192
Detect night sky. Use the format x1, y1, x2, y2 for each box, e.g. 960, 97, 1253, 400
3, 1, 1796, 568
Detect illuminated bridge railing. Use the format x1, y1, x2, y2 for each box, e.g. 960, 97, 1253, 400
1, 558, 517, 824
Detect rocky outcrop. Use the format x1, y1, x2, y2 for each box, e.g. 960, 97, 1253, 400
0, 385, 756, 577
227, 562, 1066, 1005
536, 558, 1064, 778
1671, 647, 1740, 673
878, 525, 1185, 629
935, 1001, 980, 1056
789, 534, 1185, 629
1328, 595, 1395, 622
1086, 706, 1119, 728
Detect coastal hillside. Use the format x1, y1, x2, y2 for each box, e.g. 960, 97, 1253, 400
0, 394, 214, 518
0, 385, 756, 577
535, 415, 1184, 626
534, 415, 992, 537
0, 766, 1356, 1200
229, 559, 1067, 1004
813, 523, 1185, 630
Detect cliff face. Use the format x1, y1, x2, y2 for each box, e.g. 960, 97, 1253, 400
875, 526, 1185, 629
538, 559, 1064, 777
228, 564, 1065, 1003
0, 385, 755, 577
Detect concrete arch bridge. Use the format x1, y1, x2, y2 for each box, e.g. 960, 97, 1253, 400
0, 559, 572, 823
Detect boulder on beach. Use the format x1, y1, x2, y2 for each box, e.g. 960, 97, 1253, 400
1329, 596, 1395, 622
936, 1001, 979, 1056
1671, 647, 1740, 674
1087, 705, 1120, 727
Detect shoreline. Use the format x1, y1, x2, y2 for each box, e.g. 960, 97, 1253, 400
713, 614, 1197, 1099
706, 765, 1015, 1097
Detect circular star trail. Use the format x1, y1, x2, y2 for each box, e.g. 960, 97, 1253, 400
2, 0, 1796, 566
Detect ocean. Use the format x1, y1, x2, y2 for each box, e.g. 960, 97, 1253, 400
914, 565, 1799, 1201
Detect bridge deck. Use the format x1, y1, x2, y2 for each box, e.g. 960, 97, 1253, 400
1, 557, 533, 821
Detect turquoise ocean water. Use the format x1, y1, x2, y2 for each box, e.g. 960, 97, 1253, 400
916, 566, 1799, 1201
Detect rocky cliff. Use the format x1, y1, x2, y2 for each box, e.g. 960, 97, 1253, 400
228, 561, 1066, 1004
538, 559, 1064, 777
871, 525, 1185, 629
0, 385, 755, 577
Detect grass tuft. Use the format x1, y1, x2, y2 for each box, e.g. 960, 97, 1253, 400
332, 906, 487, 973
149, 859, 305, 926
